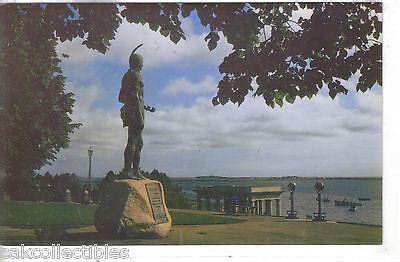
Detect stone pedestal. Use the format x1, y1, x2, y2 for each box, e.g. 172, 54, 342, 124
94, 178, 172, 239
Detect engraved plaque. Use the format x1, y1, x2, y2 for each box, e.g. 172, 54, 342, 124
146, 183, 168, 224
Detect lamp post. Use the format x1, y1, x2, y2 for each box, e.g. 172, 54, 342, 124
46, 184, 51, 202
286, 182, 298, 219
313, 182, 326, 222
35, 184, 40, 201
88, 147, 94, 204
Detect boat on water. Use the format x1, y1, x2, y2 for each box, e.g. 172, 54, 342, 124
348, 204, 357, 212
322, 197, 330, 202
334, 199, 362, 207
358, 197, 371, 201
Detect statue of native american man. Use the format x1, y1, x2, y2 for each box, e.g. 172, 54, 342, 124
119, 44, 154, 178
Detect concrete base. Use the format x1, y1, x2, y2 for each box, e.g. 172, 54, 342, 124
285, 211, 299, 219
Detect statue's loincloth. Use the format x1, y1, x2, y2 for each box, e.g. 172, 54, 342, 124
120, 104, 142, 127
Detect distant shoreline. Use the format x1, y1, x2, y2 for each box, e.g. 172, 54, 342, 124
171, 176, 382, 180
82, 175, 382, 182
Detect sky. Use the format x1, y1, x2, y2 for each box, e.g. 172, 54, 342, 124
40, 9, 383, 178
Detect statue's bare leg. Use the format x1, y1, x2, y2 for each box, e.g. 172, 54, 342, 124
123, 145, 133, 172
132, 134, 143, 176
123, 126, 144, 179
123, 126, 135, 177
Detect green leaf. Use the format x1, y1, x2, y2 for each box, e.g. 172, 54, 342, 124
373, 31, 380, 40
149, 23, 159, 31
181, 4, 195, 18
328, 90, 336, 99
205, 32, 213, 41
212, 97, 219, 106
208, 39, 217, 51
275, 98, 283, 107
170, 32, 181, 44
275, 90, 285, 100
160, 28, 169, 37
377, 76, 382, 86
285, 94, 295, 104
1, 7, 81, 177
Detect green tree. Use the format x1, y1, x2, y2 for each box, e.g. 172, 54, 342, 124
97, 170, 117, 203
2, 3, 381, 108
0, 5, 81, 179
142, 169, 171, 190
141, 169, 191, 209
0, 3, 382, 176
6, 3, 380, 108
2, 171, 37, 201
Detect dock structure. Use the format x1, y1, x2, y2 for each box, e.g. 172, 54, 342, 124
193, 185, 284, 216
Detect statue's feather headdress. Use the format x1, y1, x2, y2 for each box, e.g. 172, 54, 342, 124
132, 44, 143, 54
129, 44, 144, 67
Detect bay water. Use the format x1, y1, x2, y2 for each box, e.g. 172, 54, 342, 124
171, 177, 382, 226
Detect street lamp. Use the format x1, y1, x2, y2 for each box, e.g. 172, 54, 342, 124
88, 147, 94, 204
286, 182, 298, 219
35, 184, 40, 201
46, 184, 51, 202
313, 182, 327, 222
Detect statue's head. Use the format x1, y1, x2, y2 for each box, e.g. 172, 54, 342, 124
129, 44, 144, 70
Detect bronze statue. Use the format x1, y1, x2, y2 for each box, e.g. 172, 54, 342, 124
119, 44, 154, 178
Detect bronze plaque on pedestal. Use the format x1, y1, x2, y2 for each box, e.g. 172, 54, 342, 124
146, 183, 168, 224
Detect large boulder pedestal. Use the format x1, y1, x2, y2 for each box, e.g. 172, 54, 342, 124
94, 179, 172, 239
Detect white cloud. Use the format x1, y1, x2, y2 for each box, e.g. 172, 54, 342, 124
291, 6, 314, 22
161, 76, 217, 96
50, 14, 383, 178
146, 90, 382, 150
42, 83, 126, 176
56, 18, 233, 70
43, 74, 382, 178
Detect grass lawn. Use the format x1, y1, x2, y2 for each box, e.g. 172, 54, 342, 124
170, 209, 242, 225
0, 201, 97, 226
0, 201, 241, 226
0, 201, 381, 245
